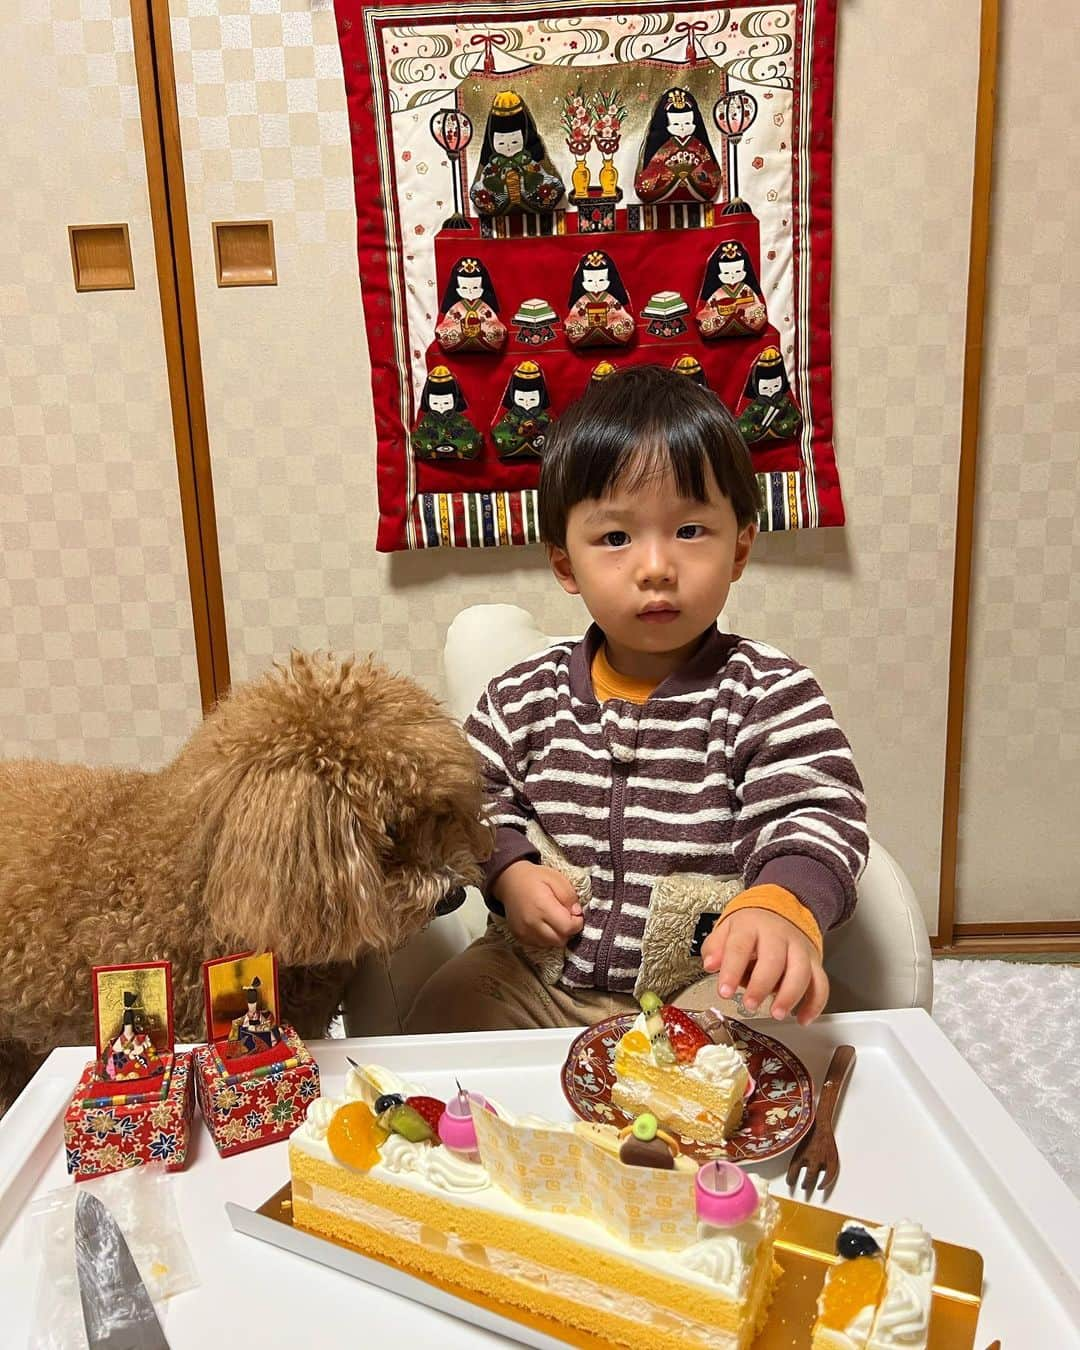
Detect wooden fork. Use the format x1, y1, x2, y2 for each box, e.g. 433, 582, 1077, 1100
786, 1044, 856, 1196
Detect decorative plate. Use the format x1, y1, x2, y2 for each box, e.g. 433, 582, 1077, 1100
560, 1013, 815, 1164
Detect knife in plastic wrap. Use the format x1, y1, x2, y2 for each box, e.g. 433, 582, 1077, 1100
74, 1189, 170, 1349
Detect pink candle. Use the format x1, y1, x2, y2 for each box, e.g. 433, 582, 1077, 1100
437, 1088, 487, 1155
694, 1160, 759, 1227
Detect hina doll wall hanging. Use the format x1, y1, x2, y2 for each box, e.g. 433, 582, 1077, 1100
492, 361, 553, 459
436, 257, 508, 353
334, 0, 847, 549
564, 251, 635, 349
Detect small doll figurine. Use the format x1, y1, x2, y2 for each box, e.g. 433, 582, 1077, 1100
696, 240, 768, 339
671, 354, 710, 388
435, 257, 507, 354
411, 366, 482, 462
104, 991, 159, 1081
738, 346, 803, 445
634, 87, 723, 206
230, 976, 282, 1055
590, 359, 618, 384
491, 361, 552, 460
564, 251, 635, 349
470, 90, 566, 217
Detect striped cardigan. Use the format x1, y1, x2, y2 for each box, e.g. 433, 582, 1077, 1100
465, 625, 869, 993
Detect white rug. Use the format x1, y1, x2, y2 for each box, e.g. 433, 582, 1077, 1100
932, 958, 1080, 1197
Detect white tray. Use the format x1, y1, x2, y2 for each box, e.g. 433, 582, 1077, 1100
2, 1011, 1079, 1347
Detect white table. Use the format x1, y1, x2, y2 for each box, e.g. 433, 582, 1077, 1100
2, 1010, 1079, 1347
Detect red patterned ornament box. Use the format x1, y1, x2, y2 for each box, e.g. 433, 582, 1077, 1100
193, 952, 320, 1158
64, 1050, 195, 1181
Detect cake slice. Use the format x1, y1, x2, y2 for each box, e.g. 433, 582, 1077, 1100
642, 290, 689, 317
513, 297, 557, 325
811, 1219, 935, 1349
612, 992, 750, 1139
289, 1063, 781, 1350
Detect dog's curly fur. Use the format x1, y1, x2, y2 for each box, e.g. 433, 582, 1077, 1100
0, 652, 491, 1113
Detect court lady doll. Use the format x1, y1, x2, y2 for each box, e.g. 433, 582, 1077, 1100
738, 345, 803, 445
435, 257, 507, 354
492, 360, 552, 460
695, 239, 768, 339
634, 87, 723, 205
470, 90, 566, 216
411, 366, 482, 461
564, 250, 634, 348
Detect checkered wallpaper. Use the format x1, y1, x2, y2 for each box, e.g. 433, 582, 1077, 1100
0, 0, 203, 766
957, 0, 1080, 925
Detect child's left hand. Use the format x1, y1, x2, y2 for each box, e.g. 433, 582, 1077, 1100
699, 908, 828, 1025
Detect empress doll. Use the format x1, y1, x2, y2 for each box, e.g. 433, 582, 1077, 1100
411, 367, 482, 462
491, 361, 552, 460
634, 87, 723, 206
695, 240, 768, 339
564, 251, 635, 349
469, 90, 566, 217
671, 353, 709, 388
738, 346, 802, 445
103, 991, 159, 1081
435, 257, 507, 354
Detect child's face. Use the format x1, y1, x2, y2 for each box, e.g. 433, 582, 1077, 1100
549, 462, 756, 670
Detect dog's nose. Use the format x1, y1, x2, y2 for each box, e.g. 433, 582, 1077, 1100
433, 885, 467, 917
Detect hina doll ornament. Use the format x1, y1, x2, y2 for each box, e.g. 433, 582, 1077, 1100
194, 951, 320, 1158
65, 961, 196, 1181
512, 297, 558, 345
590, 359, 618, 385
671, 354, 709, 388
491, 361, 552, 461
411, 367, 482, 462
103, 990, 159, 1081
738, 346, 803, 445
470, 90, 566, 217
634, 87, 723, 206
435, 257, 507, 354
564, 251, 635, 349
230, 975, 282, 1056
696, 240, 768, 339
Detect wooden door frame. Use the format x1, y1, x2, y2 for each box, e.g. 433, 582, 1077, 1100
130, 0, 230, 712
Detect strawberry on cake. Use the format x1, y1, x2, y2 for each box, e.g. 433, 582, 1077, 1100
612, 992, 750, 1140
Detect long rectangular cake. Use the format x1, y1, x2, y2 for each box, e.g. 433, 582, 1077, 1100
289, 1063, 781, 1350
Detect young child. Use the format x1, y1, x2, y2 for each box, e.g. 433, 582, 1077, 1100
405, 364, 867, 1034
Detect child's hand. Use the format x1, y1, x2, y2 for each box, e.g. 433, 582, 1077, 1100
493, 860, 585, 949
700, 908, 829, 1025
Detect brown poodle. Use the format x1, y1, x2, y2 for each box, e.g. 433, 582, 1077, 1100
0, 652, 491, 1114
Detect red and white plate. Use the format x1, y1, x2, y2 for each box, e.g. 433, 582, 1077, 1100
560, 1012, 815, 1164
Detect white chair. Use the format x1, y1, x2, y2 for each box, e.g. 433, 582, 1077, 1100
343, 604, 932, 1034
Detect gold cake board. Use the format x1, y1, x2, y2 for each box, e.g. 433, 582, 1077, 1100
236, 1183, 983, 1350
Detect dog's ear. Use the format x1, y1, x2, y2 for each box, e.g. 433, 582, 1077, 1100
194, 759, 390, 967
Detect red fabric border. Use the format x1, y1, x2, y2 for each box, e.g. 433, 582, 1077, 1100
333, 0, 843, 548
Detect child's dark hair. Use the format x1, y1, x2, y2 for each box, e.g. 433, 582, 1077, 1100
538, 364, 761, 548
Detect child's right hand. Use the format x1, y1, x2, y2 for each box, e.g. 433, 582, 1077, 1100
493, 860, 584, 948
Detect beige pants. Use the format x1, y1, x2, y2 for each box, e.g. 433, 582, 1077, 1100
402, 928, 764, 1035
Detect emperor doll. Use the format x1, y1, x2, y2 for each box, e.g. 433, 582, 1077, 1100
634, 87, 723, 206
435, 257, 507, 354
470, 90, 566, 217
492, 361, 552, 460
229, 976, 282, 1056
564, 250, 635, 349
411, 366, 483, 462
738, 346, 803, 445
696, 240, 768, 339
